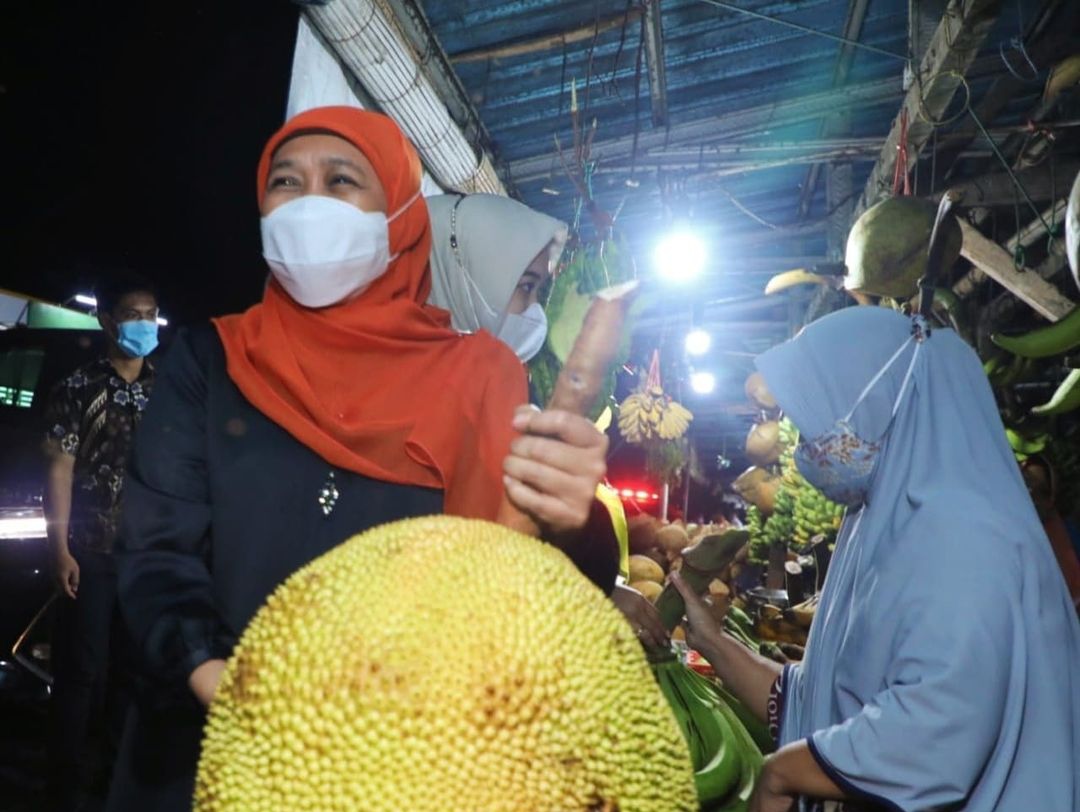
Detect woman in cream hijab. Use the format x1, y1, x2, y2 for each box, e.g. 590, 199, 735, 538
427, 192, 671, 650
427, 193, 567, 362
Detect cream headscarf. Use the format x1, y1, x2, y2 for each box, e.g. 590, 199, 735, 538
427, 194, 569, 334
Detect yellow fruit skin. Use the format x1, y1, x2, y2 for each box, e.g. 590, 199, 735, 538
630, 580, 664, 603
195, 516, 696, 812
628, 554, 665, 584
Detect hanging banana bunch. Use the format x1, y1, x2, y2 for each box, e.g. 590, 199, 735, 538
618, 350, 694, 444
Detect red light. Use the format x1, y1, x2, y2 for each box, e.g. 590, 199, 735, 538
613, 484, 661, 504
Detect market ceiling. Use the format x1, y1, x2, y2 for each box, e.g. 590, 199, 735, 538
417, 0, 1079, 453
7, 0, 1080, 457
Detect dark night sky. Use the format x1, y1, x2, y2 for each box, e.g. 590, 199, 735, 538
6, 3, 301, 324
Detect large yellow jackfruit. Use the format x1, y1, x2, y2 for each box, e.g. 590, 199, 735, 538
195, 516, 696, 812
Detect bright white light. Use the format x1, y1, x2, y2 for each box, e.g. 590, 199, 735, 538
690, 371, 716, 395
0, 509, 47, 540
685, 329, 711, 356
156, 317, 169, 327
654, 231, 706, 282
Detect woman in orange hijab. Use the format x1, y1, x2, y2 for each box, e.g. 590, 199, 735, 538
106, 108, 616, 811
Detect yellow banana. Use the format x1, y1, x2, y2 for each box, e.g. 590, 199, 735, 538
764, 269, 831, 296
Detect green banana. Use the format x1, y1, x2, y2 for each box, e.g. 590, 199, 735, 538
727, 605, 756, 636
1005, 428, 1049, 456
1032, 369, 1080, 416
983, 355, 1004, 379
996, 354, 1036, 388
991, 306, 1080, 359
723, 615, 759, 651
711, 682, 776, 755
653, 658, 742, 805
679, 666, 763, 811
652, 657, 766, 807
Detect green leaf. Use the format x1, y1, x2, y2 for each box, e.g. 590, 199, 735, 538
547, 283, 592, 364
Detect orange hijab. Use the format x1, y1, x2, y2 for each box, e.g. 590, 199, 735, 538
213, 107, 526, 519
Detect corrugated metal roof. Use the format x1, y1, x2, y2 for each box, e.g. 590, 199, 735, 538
419, 0, 1075, 457
428, 0, 1042, 229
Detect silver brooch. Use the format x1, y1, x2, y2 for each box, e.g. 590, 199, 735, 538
317, 471, 339, 517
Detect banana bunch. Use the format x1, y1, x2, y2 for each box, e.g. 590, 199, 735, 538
746, 506, 774, 565
777, 418, 799, 462
745, 419, 843, 561
618, 385, 693, 444
653, 656, 763, 811
793, 486, 843, 550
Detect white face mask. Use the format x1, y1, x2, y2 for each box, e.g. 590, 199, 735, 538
496, 302, 547, 362
260, 192, 417, 308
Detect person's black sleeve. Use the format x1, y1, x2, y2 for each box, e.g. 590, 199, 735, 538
116, 327, 234, 696
560, 498, 621, 595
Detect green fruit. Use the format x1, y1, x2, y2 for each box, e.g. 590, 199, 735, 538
844, 197, 962, 298
1032, 369, 1080, 416
991, 307, 1080, 359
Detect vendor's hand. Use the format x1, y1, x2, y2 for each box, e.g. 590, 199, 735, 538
611, 583, 670, 651
189, 658, 227, 708
53, 550, 80, 599
749, 757, 798, 812
502, 406, 608, 540
669, 571, 724, 656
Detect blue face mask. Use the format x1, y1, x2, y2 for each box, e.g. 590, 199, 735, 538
117, 320, 159, 358
794, 337, 921, 507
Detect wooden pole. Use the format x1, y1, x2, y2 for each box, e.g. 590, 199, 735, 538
956, 219, 1074, 321
952, 198, 1068, 297
450, 10, 642, 63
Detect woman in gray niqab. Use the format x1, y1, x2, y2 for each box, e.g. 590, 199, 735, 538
674, 306, 1080, 811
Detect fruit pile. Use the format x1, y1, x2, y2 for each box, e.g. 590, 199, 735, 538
627, 520, 741, 629
742, 418, 843, 565
624, 519, 807, 664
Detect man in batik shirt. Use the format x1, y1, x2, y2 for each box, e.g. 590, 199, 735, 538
42, 272, 160, 811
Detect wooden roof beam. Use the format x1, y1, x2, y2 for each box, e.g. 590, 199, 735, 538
956, 218, 1074, 321
935, 158, 1080, 208
854, 0, 1003, 218
449, 9, 641, 64
643, 0, 669, 128
952, 198, 1069, 297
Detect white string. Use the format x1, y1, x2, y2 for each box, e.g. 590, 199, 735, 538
843, 337, 915, 422
890, 341, 922, 419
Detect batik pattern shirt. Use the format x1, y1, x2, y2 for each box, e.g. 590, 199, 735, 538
43, 357, 155, 553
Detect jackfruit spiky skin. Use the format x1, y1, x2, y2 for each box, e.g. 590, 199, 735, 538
195, 516, 696, 812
